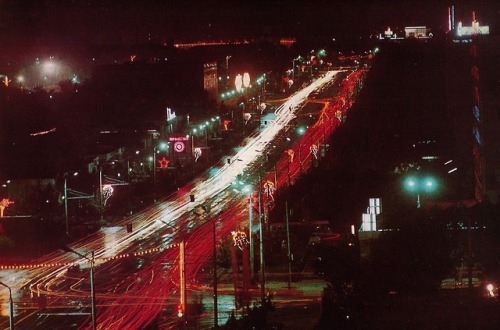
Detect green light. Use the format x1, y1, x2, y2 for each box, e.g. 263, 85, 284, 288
404, 176, 418, 192
404, 175, 437, 193
423, 177, 437, 192
297, 126, 306, 135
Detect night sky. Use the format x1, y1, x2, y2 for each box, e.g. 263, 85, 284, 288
1, 1, 499, 68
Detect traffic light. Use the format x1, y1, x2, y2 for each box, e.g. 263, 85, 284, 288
189, 194, 195, 202
126, 223, 133, 233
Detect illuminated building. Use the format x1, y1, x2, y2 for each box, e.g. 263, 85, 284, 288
456, 12, 490, 37
404, 26, 432, 39
203, 62, 218, 102
446, 10, 500, 203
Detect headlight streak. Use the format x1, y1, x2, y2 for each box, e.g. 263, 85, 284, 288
0, 69, 367, 329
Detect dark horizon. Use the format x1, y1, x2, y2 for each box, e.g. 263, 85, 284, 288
1, 1, 498, 56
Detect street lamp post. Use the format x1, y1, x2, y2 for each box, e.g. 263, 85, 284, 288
62, 172, 93, 235
258, 173, 265, 304
63, 172, 80, 236
225, 55, 232, 89
152, 142, 167, 203
285, 201, 292, 289
404, 175, 437, 208
64, 174, 69, 235
99, 166, 103, 220
0, 281, 14, 330
292, 56, 302, 82
61, 247, 96, 330
248, 194, 255, 282
153, 149, 157, 203
213, 218, 218, 328
200, 205, 219, 328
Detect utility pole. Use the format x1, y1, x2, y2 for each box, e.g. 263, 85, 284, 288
249, 195, 254, 281
153, 149, 157, 203
225, 55, 232, 89
258, 173, 265, 304
99, 166, 103, 220
0, 281, 14, 330
213, 220, 218, 328
90, 251, 96, 330
179, 240, 186, 324
62, 172, 93, 237
285, 201, 292, 289
64, 174, 69, 236
467, 215, 473, 289
298, 144, 302, 174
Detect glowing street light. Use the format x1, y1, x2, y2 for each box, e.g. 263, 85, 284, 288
235, 74, 243, 92
404, 175, 438, 208
292, 56, 302, 81
243, 73, 250, 89
153, 142, 168, 203
64, 171, 78, 235
245, 188, 255, 282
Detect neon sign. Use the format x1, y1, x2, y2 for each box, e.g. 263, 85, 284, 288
310, 144, 319, 159
194, 148, 202, 162
0, 198, 14, 217
102, 185, 114, 206
263, 181, 276, 201
158, 157, 170, 169
231, 230, 249, 251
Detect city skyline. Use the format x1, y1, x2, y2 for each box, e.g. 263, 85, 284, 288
1, 1, 498, 54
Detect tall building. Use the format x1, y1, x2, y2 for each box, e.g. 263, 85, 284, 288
475, 35, 500, 203
446, 24, 500, 203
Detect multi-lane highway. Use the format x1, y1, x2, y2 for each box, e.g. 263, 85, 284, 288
0, 68, 366, 329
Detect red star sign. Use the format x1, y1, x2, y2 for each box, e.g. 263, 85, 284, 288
158, 157, 170, 169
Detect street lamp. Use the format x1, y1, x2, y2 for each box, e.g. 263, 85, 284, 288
63, 172, 79, 235
0, 281, 14, 330
199, 205, 222, 328
225, 55, 232, 88
60, 247, 96, 330
230, 180, 255, 282
285, 201, 292, 290
258, 173, 266, 304
246, 190, 255, 283
404, 175, 437, 208
292, 56, 302, 82
152, 142, 168, 203
213, 217, 218, 328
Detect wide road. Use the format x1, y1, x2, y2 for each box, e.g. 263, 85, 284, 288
0, 68, 366, 329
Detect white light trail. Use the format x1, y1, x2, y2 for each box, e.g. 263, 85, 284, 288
1, 70, 340, 303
